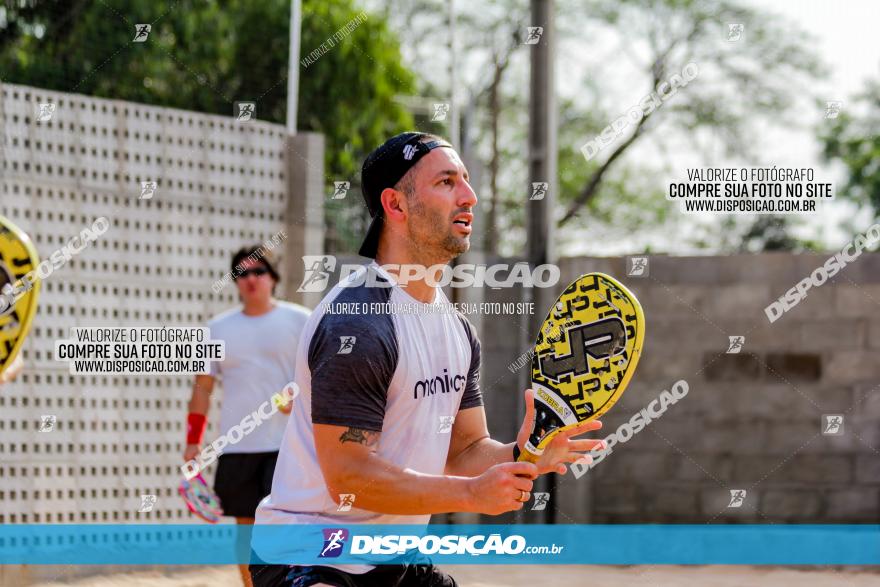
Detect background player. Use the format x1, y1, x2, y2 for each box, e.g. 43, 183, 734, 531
184, 246, 310, 586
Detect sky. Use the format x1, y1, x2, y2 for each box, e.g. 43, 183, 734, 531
768, 0, 879, 99
743, 0, 880, 249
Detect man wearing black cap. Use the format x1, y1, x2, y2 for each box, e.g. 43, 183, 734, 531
252, 133, 603, 586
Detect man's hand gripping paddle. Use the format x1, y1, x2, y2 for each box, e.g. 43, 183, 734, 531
517, 272, 645, 464
0, 216, 41, 381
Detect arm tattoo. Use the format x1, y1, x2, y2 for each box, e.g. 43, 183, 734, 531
339, 427, 380, 447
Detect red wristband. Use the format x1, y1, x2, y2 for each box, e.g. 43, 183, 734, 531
186, 413, 207, 445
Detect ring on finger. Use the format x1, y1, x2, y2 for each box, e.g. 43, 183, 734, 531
517, 490, 529, 503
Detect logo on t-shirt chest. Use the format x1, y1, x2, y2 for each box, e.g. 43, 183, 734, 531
413, 368, 466, 400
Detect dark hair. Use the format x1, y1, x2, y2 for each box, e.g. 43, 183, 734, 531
231, 245, 280, 284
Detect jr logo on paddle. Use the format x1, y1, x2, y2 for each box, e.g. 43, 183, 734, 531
538, 317, 626, 382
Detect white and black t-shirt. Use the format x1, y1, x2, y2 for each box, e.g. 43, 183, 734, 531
256, 262, 483, 530
208, 302, 310, 453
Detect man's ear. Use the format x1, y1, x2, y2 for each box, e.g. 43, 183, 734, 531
381, 186, 407, 223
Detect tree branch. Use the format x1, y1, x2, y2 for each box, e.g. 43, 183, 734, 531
558, 111, 652, 226
559, 22, 700, 227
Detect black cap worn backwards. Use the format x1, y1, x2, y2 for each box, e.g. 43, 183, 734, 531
358, 132, 453, 258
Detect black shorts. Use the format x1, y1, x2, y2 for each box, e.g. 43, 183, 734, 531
213, 451, 278, 518
249, 563, 458, 587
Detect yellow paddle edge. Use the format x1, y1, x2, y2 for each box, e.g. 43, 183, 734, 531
0, 215, 41, 379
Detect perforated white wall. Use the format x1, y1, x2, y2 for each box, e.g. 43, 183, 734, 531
0, 83, 292, 524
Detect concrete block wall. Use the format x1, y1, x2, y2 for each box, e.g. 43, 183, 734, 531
546, 254, 880, 523
0, 83, 305, 526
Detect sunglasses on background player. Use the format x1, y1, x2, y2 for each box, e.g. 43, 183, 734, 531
234, 266, 270, 280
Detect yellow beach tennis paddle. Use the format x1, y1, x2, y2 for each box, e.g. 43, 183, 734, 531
0, 216, 41, 379
518, 272, 645, 462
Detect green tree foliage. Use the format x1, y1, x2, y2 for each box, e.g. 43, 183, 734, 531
0, 0, 417, 250
820, 79, 880, 215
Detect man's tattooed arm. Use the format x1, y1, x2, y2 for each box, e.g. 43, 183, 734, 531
339, 427, 380, 447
